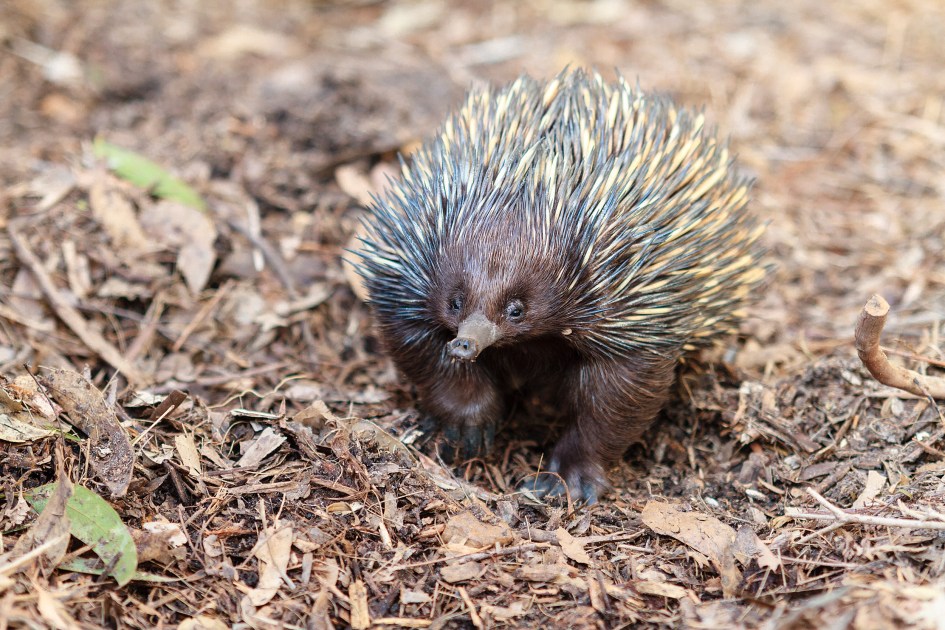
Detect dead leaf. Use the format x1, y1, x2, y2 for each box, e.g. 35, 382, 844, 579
733, 525, 781, 571
29, 164, 76, 212
516, 563, 575, 583
36, 585, 81, 630
174, 433, 202, 477
292, 400, 339, 429
243, 523, 294, 607
335, 165, 375, 206
440, 561, 484, 583
481, 599, 530, 621
641, 501, 742, 597
235, 427, 286, 469
38, 368, 134, 496
61, 240, 92, 300
198, 25, 302, 59
178, 238, 216, 296
853, 470, 887, 508
0, 413, 55, 443
401, 588, 432, 604
88, 176, 149, 250
203, 534, 224, 559
134, 519, 188, 564
178, 615, 229, 630
140, 200, 217, 295
556, 527, 593, 565
8, 267, 54, 332
635, 580, 689, 599
588, 572, 607, 614
442, 511, 513, 549
13, 475, 72, 572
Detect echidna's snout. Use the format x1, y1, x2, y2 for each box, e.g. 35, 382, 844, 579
447, 337, 479, 361
447, 312, 500, 362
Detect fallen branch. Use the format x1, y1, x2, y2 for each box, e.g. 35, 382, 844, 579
854, 294, 945, 399
784, 487, 945, 530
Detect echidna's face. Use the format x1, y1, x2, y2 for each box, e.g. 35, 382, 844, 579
432, 242, 561, 362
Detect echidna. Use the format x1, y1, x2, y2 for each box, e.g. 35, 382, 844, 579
355, 69, 767, 503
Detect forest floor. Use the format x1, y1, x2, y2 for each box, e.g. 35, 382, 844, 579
1, 1, 945, 628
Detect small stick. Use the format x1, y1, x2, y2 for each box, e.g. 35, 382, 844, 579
854, 294, 945, 399
784, 487, 945, 530
457, 586, 484, 629
884, 347, 945, 369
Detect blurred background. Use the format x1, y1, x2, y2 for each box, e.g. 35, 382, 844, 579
3, 0, 944, 354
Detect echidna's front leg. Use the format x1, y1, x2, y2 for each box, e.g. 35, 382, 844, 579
415, 362, 504, 461
529, 354, 678, 503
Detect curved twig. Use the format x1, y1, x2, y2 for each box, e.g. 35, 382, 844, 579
854, 294, 945, 399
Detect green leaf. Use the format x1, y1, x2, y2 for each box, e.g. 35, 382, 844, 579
26, 483, 139, 586
93, 137, 206, 210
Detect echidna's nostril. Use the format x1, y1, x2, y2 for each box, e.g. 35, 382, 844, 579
447, 337, 479, 361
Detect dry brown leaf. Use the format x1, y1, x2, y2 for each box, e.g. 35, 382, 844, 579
197, 25, 302, 59
134, 519, 187, 564
335, 164, 375, 206
174, 433, 202, 477
13, 475, 72, 573
442, 511, 513, 548
635, 580, 689, 599
140, 200, 217, 295
641, 501, 742, 597
0, 413, 55, 443
61, 240, 92, 300
440, 561, 484, 584
556, 527, 593, 565
343, 220, 370, 303
177, 238, 216, 296
292, 399, 339, 429
178, 615, 229, 630
202, 534, 224, 559
310, 587, 333, 630
733, 525, 781, 571
29, 165, 76, 212
235, 427, 286, 469
516, 563, 575, 583
38, 368, 134, 497
481, 600, 530, 621
8, 267, 54, 332
588, 572, 607, 614
401, 589, 432, 604
853, 471, 887, 509
243, 523, 294, 607
88, 176, 150, 250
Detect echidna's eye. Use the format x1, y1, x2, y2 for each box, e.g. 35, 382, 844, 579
448, 296, 463, 312
505, 299, 525, 322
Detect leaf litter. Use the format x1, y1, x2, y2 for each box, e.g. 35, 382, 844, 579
0, 0, 944, 628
